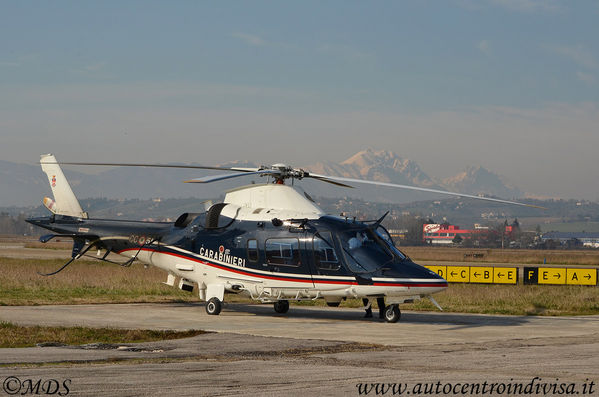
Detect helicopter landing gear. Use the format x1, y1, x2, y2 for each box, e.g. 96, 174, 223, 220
273, 300, 289, 314
383, 304, 401, 323
205, 297, 222, 315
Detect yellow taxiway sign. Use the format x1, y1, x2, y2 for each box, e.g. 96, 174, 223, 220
424, 265, 518, 284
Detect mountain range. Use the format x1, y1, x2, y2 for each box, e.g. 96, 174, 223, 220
303, 149, 521, 201
0, 149, 523, 207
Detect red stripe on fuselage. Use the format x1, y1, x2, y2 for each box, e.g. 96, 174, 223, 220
118, 247, 448, 288
118, 247, 316, 284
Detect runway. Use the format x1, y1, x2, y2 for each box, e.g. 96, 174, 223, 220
1, 302, 599, 346
1, 303, 598, 396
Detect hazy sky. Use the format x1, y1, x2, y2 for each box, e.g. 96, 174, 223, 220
1, 1, 598, 199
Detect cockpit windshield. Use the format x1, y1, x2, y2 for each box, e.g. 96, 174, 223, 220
338, 228, 394, 274
375, 226, 408, 261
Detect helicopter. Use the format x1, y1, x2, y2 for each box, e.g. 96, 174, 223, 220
26, 154, 539, 323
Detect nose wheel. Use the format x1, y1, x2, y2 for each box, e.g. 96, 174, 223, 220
383, 304, 401, 323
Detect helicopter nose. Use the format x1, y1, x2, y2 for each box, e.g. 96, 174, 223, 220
427, 268, 448, 287
383, 260, 443, 279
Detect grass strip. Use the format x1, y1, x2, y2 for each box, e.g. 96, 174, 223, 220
0, 257, 197, 305
1, 255, 598, 316
0, 322, 206, 348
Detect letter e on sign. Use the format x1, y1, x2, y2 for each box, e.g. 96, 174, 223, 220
538, 267, 566, 285
493, 267, 518, 284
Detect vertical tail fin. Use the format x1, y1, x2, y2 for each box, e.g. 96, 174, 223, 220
40, 154, 88, 218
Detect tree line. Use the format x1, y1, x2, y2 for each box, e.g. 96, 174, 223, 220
0, 213, 38, 236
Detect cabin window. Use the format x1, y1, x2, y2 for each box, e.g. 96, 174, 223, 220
313, 232, 340, 271
247, 239, 258, 262
265, 238, 300, 267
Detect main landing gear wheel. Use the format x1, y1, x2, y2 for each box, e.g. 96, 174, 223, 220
384, 304, 401, 323
273, 300, 290, 314
206, 297, 222, 315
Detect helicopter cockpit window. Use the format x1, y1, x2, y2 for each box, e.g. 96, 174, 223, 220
313, 232, 340, 271
265, 238, 300, 267
247, 239, 259, 262
375, 226, 407, 260
376, 226, 393, 244
338, 228, 393, 273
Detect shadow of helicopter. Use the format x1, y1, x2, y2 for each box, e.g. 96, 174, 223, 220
208, 302, 531, 329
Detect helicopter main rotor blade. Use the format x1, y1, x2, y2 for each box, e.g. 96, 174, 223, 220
309, 175, 355, 188
44, 160, 543, 209
185, 170, 278, 183
41, 161, 260, 173
308, 173, 545, 209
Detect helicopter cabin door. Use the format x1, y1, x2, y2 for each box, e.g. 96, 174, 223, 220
263, 233, 315, 287
310, 231, 349, 284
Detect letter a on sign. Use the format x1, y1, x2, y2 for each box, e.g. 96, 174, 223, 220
566, 268, 597, 286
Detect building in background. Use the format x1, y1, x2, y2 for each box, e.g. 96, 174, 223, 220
422, 223, 514, 245
388, 228, 408, 241
541, 232, 599, 248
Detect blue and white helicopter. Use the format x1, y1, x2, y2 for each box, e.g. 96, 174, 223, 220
27, 154, 537, 322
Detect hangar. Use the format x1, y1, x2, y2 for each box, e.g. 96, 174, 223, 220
541, 232, 599, 248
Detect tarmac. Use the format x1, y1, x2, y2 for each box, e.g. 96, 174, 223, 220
1, 303, 598, 396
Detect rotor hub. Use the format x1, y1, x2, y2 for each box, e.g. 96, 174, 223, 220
259, 164, 308, 183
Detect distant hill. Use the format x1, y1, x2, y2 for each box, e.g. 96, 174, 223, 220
443, 165, 522, 199
0, 160, 48, 207
1, 149, 526, 206
308, 149, 438, 187
304, 149, 523, 203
